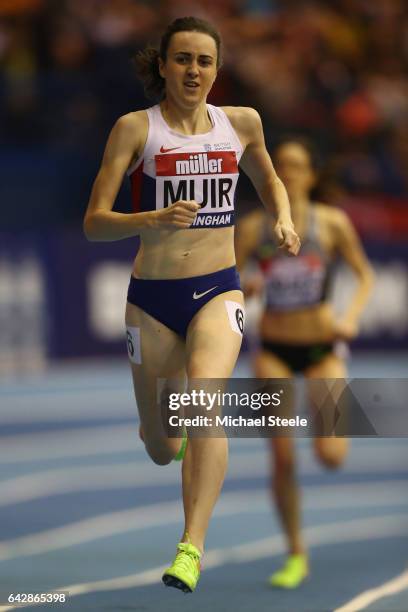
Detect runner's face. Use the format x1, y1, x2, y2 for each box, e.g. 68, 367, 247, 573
274, 143, 316, 200
159, 31, 218, 107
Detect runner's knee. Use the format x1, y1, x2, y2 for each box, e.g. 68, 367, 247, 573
145, 443, 174, 466
314, 440, 347, 470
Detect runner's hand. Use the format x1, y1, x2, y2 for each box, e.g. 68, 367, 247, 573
243, 274, 265, 297
274, 220, 301, 256
153, 200, 200, 229
333, 318, 358, 341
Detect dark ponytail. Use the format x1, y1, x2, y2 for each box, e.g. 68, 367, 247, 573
134, 16, 222, 101
134, 46, 164, 101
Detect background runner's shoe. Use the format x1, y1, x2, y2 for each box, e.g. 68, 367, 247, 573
162, 542, 201, 593
268, 554, 308, 589
174, 430, 187, 461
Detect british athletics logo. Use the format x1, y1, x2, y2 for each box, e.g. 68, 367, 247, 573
155, 151, 238, 228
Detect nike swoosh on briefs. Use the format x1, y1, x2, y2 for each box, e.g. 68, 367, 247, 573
160, 145, 183, 153
193, 286, 218, 300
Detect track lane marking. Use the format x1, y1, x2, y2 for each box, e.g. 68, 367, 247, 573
0, 487, 407, 561
334, 568, 408, 612
0, 514, 407, 611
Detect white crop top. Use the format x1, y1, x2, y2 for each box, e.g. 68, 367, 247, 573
127, 104, 243, 229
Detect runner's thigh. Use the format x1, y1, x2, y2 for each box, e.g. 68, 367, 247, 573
185, 290, 244, 379
125, 301, 186, 439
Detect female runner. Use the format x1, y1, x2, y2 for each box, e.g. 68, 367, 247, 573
236, 138, 374, 588
84, 17, 300, 594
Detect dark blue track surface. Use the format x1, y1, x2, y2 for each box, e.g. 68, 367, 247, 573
0, 354, 407, 612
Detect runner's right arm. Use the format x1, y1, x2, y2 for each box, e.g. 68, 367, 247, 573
83, 112, 199, 241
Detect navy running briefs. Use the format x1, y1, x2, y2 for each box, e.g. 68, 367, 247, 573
127, 266, 241, 337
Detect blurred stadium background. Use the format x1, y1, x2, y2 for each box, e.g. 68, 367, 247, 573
0, 0, 407, 371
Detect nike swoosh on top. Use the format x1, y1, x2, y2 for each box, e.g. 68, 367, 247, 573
193, 286, 218, 300
160, 145, 183, 153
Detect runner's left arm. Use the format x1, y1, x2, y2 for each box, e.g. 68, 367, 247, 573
332, 209, 375, 340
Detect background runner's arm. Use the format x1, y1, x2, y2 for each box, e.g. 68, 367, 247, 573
333, 210, 375, 339
235, 211, 266, 296
236, 107, 300, 255
234, 211, 262, 270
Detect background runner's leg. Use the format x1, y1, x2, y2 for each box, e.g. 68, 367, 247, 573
255, 350, 305, 555
305, 353, 349, 469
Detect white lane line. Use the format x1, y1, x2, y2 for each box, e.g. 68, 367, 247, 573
0, 435, 264, 466
0, 392, 135, 424
0, 424, 139, 464
0, 456, 408, 507
0, 429, 407, 477
0, 514, 407, 611
0, 464, 161, 506
1, 445, 407, 501
0, 484, 407, 562
334, 568, 408, 612
1, 421, 407, 464
0, 499, 182, 563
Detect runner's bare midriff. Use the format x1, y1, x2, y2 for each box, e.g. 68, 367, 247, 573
132, 226, 235, 279
260, 302, 337, 344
